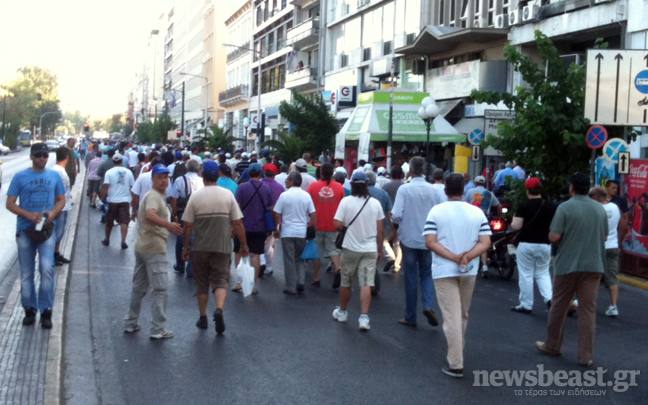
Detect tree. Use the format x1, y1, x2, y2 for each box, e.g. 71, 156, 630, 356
134, 113, 175, 144
279, 90, 339, 157
204, 125, 245, 153
471, 31, 592, 198
262, 130, 305, 163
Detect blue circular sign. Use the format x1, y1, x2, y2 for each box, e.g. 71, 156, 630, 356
602, 138, 629, 163
586, 125, 608, 149
634, 70, 648, 94
469, 128, 484, 146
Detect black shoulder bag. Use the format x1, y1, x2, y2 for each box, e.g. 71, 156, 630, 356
176, 175, 191, 219
335, 197, 370, 249
512, 199, 545, 246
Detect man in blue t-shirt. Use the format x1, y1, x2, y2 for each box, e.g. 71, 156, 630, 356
6, 143, 65, 329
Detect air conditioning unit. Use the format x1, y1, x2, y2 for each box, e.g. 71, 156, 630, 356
522, 5, 539, 22
508, 9, 520, 25
494, 14, 508, 29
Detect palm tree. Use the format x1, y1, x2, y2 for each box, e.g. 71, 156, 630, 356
204, 125, 245, 154
262, 130, 304, 163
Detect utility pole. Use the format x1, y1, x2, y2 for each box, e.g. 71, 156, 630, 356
180, 82, 185, 144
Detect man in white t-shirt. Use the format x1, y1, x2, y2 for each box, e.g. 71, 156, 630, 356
100, 154, 135, 249
332, 171, 384, 331
589, 186, 621, 317
52, 147, 73, 266
431, 168, 448, 203
423, 173, 491, 378
273, 172, 317, 295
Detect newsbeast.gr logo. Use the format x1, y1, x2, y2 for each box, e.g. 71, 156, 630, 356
473, 365, 640, 396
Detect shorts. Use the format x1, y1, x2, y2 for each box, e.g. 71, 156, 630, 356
316, 231, 340, 259
604, 248, 620, 286
88, 179, 102, 195
340, 248, 378, 288
234, 231, 266, 255
191, 251, 231, 293
106, 202, 130, 225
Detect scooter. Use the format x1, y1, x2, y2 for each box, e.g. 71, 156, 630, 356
481, 215, 518, 281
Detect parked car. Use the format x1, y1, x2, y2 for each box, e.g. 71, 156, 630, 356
0, 144, 9, 155
45, 140, 59, 151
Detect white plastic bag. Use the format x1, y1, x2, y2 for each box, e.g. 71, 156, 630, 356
236, 257, 255, 297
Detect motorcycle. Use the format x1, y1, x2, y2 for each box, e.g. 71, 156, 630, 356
481, 210, 518, 281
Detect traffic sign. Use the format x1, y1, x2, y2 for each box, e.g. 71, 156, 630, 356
468, 128, 484, 146
602, 138, 629, 163
584, 49, 648, 126
586, 125, 608, 149
471, 145, 481, 162
618, 152, 630, 174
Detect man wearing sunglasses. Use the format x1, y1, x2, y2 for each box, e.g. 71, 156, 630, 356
6, 143, 65, 329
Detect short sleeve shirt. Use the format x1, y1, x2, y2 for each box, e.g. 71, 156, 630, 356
274, 187, 316, 238
8, 168, 65, 231
103, 167, 135, 203
182, 185, 243, 253
135, 190, 169, 254
334, 196, 384, 252
52, 165, 72, 211
463, 186, 499, 215
236, 180, 274, 232
515, 198, 557, 244
307, 180, 345, 232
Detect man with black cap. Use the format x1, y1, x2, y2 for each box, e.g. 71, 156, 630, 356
6, 143, 65, 329
100, 153, 135, 249
536, 172, 608, 367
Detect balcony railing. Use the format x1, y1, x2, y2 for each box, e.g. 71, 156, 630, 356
226, 42, 251, 63
219, 84, 249, 105
285, 66, 318, 90
287, 18, 319, 49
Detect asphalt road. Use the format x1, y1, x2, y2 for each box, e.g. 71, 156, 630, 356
0, 147, 56, 310
63, 197, 648, 405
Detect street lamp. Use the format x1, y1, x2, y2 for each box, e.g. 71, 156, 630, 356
417, 96, 440, 181
242, 117, 251, 151
223, 43, 262, 151
180, 72, 209, 141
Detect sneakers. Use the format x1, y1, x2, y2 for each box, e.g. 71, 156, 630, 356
442, 367, 464, 378
22, 307, 37, 326
332, 271, 341, 289
359, 315, 370, 331
480, 266, 489, 279
150, 330, 174, 340
422, 308, 439, 326
332, 307, 347, 323
605, 305, 619, 317
213, 309, 225, 335
40, 308, 53, 329
124, 324, 141, 333
511, 305, 532, 314
231, 283, 242, 292
383, 259, 395, 272
535, 341, 561, 357
54, 253, 71, 264
196, 316, 208, 329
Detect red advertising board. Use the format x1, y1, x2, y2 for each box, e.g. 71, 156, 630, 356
623, 159, 648, 258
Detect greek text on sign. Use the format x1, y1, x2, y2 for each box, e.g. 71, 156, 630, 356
584, 49, 648, 126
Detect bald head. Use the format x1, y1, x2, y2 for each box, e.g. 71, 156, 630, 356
588, 186, 607, 203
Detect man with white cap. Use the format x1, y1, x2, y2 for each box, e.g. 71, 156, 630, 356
375, 167, 390, 189
295, 158, 316, 191
100, 153, 135, 249
335, 166, 351, 191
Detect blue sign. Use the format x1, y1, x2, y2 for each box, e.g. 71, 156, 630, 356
634, 70, 648, 94
468, 128, 484, 146
586, 125, 607, 149
602, 138, 629, 163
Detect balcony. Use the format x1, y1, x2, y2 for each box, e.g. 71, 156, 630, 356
286, 18, 319, 50
227, 41, 250, 63
219, 84, 249, 107
285, 66, 318, 91
289, 0, 318, 8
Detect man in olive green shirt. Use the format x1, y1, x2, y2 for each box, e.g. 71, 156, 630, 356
536, 173, 608, 367
124, 164, 182, 340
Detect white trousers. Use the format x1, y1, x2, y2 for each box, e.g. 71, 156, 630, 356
516, 242, 553, 310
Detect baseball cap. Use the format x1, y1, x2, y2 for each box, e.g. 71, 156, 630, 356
251, 150, 258, 155
242, 152, 249, 159
475, 175, 486, 184
249, 163, 262, 174
525, 177, 542, 189
203, 160, 219, 177
334, 167, 348, 176
351, 171, 368, 183
377, 167, 386, 175
263, 163, 279, 174
151, 163, 170, 175
295, 158, 307, 169
225, 152, 231, 158
112, 153, 123, 162
569, 172, 590, 189
204, 151, 212, 157
30, 143, 49, 154
363, 163, 373, 171
219, 163, 232, 176
174, 151, 182, 159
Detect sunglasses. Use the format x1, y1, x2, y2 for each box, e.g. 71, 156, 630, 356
32, 152, 49, 158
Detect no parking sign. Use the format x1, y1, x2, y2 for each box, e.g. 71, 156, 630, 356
602, 138, 629, 163
586, 125, 608, 149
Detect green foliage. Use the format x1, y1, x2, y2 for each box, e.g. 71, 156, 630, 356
471, 31, 591, 198
134, 113, 175, 144
262, 130, 304, 163
279, 90, 339, 157
204, 125, 245, 153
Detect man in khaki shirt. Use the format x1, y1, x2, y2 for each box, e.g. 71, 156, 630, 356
124, 164, 182, 340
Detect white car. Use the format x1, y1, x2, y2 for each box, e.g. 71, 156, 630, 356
0, 144, 9, 155
45, 140, 59, 151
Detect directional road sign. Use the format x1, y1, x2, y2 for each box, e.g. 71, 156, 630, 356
602, 138, 629, 163
618, 152, 630, 174
471, 145, 481, 162
585, 49, 648, 126
586, 125, 608, 149
468, 128, 484, 146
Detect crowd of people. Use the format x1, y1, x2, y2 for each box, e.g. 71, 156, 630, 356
6, 138, 627, 378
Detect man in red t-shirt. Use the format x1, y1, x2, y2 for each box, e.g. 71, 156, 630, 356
307, 163, 345, 287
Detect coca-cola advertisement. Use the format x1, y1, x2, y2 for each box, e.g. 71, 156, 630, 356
623, 159, 648, 257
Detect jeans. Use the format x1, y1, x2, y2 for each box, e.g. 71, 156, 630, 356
16, 231, 56, 312
55, 211, 69, 243
401, 244, 435, 323
516, 243, 553, 309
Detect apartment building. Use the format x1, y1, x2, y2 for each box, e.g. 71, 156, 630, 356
203, 0, 227, 130
285, 0, 322, 96
221, 0, 253, 149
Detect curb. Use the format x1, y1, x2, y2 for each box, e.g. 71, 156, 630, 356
43, 168, 86, 405
618, 274, 648, 291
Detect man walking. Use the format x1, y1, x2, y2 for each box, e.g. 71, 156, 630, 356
273, 172, 317, 295
52, 148, 73, 266
124, 164, 182, 339
392, 157, 441, 327
65, 138, 80, 187
424, 173, 491, 377
86, 151, 103, 208
536, 173, 608, 367
182, 161, 247, 334
464, 175, 502, 276
6, 143, 65, 329
100, 154, 135, 249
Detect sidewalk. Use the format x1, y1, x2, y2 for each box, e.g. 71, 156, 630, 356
0, 167, 85, 405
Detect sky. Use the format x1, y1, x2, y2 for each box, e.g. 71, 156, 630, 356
0, 0, 168, 120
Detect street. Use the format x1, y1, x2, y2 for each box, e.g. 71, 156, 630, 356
62, 194, 648, 405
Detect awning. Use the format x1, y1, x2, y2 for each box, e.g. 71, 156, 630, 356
437, 99, 463, 117
395, 26, 509, 56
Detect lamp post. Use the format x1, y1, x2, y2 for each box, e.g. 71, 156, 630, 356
417, 96, 440, 182
242, 117, 250, 151
180, 72, 209, 141
223, 43, 262, 152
